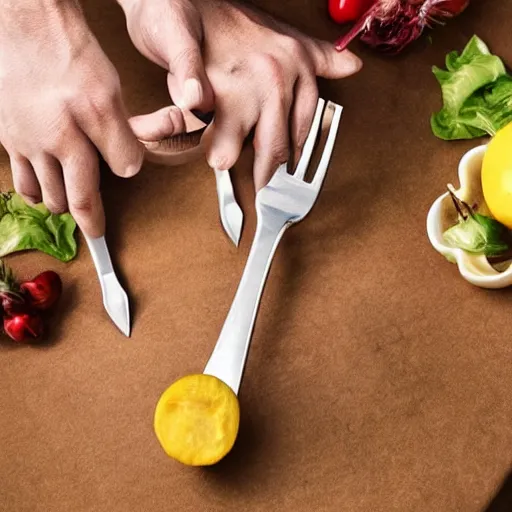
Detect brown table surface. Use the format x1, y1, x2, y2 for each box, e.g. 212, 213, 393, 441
1, 1, 511, 511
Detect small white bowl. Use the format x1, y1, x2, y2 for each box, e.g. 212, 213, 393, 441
426, 144, 512, 289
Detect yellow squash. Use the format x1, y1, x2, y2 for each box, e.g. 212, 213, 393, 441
482, 122, 512, 229
154, 374, 240, 466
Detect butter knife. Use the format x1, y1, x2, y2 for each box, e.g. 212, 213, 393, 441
84, 235, 131, 337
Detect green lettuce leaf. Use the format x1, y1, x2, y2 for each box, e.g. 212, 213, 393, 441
445, 34, 491, 71
431, 35, 512, 140
456, 76, 512, 134
443, 212, 511, 257
0, 192, 78, 262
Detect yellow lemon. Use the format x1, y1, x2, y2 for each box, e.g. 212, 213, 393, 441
154, 374, 240, 466
482, 122, 512, 229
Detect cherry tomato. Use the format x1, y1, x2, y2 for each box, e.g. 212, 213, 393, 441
328, 0, 376, 24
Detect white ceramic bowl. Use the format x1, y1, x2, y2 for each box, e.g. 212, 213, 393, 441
426, 144, 512, 289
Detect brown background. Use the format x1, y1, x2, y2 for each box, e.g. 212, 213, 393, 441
1, 1, 511, 511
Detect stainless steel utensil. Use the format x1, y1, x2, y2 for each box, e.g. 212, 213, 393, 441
85, 235, 130, 337
214, 168, 244, 246
203, 98, 343, 393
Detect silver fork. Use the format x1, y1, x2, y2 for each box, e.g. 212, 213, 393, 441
203, 98, 343, 394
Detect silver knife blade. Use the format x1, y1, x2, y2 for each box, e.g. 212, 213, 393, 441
99, 272, 131, 337
214, 168, 243, 247
85, 235, 131, 337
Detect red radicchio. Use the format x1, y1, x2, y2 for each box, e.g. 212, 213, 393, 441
334, 0, 470, 55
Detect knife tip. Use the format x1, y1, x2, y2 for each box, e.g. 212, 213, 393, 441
119, 322, 131, 337
230, 233, 241, 247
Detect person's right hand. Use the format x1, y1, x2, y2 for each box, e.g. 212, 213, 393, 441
0, 0, 144, 238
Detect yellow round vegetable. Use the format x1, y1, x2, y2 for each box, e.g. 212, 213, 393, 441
482, 122, 512, 229
154, 374, 240, 466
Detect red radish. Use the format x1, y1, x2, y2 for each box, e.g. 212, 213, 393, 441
334, 0, 470, 55
1, 292, 27, 315
4, 313, 44, 343
20, 271, 62, 311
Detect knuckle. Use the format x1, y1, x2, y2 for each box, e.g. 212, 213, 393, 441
144, 2, 166, 25
86, 90, 116, 121
45, 122, 71, 155
267, 141, 289, 167
69, 76, 119, 123
172, 46, 200, 72
69, 195, 94, 216
64, 152, 98, 175
255, 54, 286, 89
45, 198, 68, 214
162, 0, 186, 20
281, 36, 304, 59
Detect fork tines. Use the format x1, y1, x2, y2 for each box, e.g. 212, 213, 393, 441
293, 98, 343, 188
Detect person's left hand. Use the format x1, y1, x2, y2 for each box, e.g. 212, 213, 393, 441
118, 0, 362, 190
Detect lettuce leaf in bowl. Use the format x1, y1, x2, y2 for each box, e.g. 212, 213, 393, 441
0, 192, 77, 262
431, 35, 512, 140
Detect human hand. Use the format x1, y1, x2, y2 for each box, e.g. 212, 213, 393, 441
120, 0, 361, 190
0, 0, 144, 237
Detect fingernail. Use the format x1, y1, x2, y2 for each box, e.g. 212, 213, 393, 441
180, 78, 203, 110
141, 140, 160, 150
209, 156, 228, 170
168, 105, 181, 116
125, 157, 143, 177
168, 105, 184, 134
349, 54, 363, 73
124, 165, 138, 177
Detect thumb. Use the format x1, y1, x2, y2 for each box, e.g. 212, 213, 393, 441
305, 38, 363, 79
166, 29, 214, 113
129, 106, 186, 142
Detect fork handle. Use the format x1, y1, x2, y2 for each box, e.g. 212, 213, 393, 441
203, 217, 289, 394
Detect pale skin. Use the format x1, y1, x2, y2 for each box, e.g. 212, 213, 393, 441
0, 0, 362, 238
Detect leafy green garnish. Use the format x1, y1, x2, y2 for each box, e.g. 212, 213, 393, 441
431, 35, 512, 140
443, 186, 512, 257
444, 213, 511, 256
0, 192, 78, 262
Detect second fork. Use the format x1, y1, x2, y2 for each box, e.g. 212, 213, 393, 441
203, 98, 343, 394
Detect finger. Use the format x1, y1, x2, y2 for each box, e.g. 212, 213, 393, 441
302, 38, 362, 79
204, 111, 252, 171
129, 106, 186, 141
78, 94, 144, 179
290, 75, 319, 169
10, 155, 41, 204
31, 154, 68, 214
253, 92, 293, 191
165, 30, 214, 112
61, 136, 105, 238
